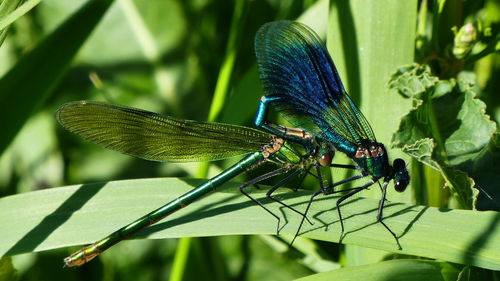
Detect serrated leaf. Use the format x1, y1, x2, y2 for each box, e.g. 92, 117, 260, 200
458, 133, 500, 211
388, 64, 439, 99
390, 64, 498, 209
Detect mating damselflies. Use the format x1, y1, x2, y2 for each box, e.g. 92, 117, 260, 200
58, 21, 409, 267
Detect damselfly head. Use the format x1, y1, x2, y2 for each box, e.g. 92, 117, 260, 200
392, 158, 409, 192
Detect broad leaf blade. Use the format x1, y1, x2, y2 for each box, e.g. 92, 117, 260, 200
296, 259, 461, 281
1, 178, 499, 270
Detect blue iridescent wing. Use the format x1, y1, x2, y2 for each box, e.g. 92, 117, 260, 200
255, 21, 376, 156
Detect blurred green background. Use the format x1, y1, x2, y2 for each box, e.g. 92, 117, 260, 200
0, 0, 499, 280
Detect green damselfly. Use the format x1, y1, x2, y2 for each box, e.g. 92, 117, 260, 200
57, 100, 334, 266
59, 21, 409, 267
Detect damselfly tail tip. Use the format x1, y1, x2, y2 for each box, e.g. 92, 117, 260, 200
63, 253, 86, 268
63, 245, 101, 267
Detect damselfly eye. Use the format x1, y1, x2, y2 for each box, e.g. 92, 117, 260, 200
394, 180, 408, 192
393, 158, 409, 192
319, 152, 332, 166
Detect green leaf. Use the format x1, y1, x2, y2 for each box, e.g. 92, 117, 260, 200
390, 64, 498, 209
1, 178, 500, 270
0, 0, 113, 154
295, 259, 461, 281
0, 257, 17, 281
0, 0, 41, 31
0, 0, 41, 47
327, 0, 417, 266
460, 132, 500, 211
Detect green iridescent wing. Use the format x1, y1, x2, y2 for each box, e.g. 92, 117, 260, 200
56, 101, 271, 162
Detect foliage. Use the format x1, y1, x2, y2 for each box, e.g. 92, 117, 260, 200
0, 0, 499, 280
